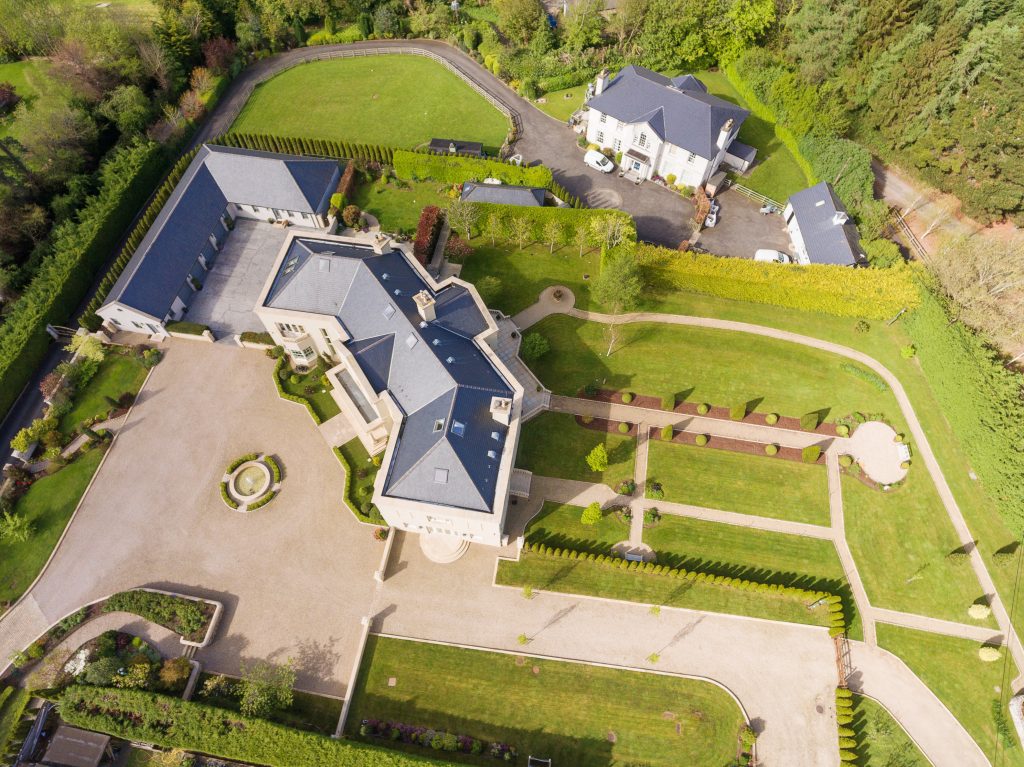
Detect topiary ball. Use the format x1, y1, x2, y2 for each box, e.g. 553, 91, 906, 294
695, 434, 709, 446
900, 460, 911, 469
621, 392, 634, 404
289, 374, 300, 385
697, 403, 710, 415
764, 444, 778, 456
765, 413, 778, 425
617, 422, 630, 434
836, 424, 850, 437
839, 454, 854, 468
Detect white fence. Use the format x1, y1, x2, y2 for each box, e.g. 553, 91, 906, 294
721, 178, 782, 209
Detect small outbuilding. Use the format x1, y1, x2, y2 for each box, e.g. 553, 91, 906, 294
40, 725, 112, 767
461, 182, 545, 207
428, 138, 484, 158
784, 181, 865, 266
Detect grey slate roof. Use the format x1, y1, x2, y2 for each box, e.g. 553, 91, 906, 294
587, 65, 749, 159
265, 238, 513, 513
102, 145, 339, 320
461, 182, 545, 207
787, 182, 864, 266
726, 140, 757, 164
42, 725, 110, 767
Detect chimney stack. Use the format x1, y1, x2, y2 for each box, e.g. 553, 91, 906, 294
717, 118, 734, 150
413, 290, 436, 322
372, 233, 392, 255
490, 396, 512, 425
594, 69, 609, 96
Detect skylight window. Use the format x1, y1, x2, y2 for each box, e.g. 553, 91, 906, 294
490, 431, 500, 441
451, 421, 465, 437
433, 419, 445, 432
487, 450, 497, 460
433, 468, 449, 484
405, 334, 418, 349
318, 258, 330, 272
383, 304, 396, 319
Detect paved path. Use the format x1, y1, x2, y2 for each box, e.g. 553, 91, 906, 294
519, 292, 1024, 683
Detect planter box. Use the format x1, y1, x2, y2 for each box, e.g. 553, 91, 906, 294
137, 588, 223, 648
168, 329, 215, 343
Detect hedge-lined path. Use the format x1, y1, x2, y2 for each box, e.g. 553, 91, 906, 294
517, 289, 1024, 684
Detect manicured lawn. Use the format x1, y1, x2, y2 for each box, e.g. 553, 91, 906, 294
516, 412, 635, 486
232, 56, 510, 153
498, 551, 832, 628
646, 440, 830, 526
877, 624, 1024, 767
58, 353, 148, 437
348, 635, 745, 767
0, 448, 104, 607
527, 314, 905, 426
280, 365, 341, 422
692, 69, 811, 202
0, 59, 68, 142
352, 178, 453, 235
851, 694, 930, 767
459, 242, 602, 315
336, 438, 385, 525
535, 84, 589, 122
843, 474, 992, 625
524, 501, 630, 552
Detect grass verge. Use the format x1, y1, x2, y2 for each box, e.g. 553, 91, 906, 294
58, 353, 147, 437
850, 693, 930, 767
516, 412, 634, 486
347, 635, 745, 767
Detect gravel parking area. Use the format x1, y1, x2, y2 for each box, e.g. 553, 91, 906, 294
694, 188, 793, 258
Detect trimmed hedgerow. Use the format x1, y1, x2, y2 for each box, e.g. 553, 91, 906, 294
392, 149, 552, 188
166, 321, 211, 336
220, 482, 239, 509
802, 445, 822, 464
58, 687, 458, 767
414, 206, 444, 265
838, 362, 887, 393
520, 541, 847, 635
228, 453, 259, 473
660, 425, 673, 441
0, 688, 30, 757
635, 244, 918, 320
213, 132, 394, 165
272, 358, 323, 425
240, 331, 274, 345
248, 491, 277, 511
103, 590, 209, 640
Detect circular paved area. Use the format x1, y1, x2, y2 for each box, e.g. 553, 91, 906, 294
419, 533, 470, 563
847, 421, 909, 485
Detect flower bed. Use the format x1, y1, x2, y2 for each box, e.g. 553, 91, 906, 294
359, 718, 516, 761
103, 590, 213, 643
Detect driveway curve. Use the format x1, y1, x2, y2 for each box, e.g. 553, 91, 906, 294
194, 40, 691, 247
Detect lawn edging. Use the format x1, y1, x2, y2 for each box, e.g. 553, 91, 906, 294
333, 444, 385, 526
0, 364, 156, 628
370, 631, 756, 761
272, 357, 323, 425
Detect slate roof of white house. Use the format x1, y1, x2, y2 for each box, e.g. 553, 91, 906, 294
587, 66, 749, 159
102, 145, 339, 320
264, 237, 514, 513
461, 182, 545, 207
787, 181, 864, 266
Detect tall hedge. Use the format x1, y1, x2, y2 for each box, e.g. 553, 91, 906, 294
213, 132, 394, 164
59, 687, 457, 767
0, 139, 167, 420
636, 244, 918, 319
473, 204, 636, 246
392, 149, 553, 189
904, 281, 1024, 529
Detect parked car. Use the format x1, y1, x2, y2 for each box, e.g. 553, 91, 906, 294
754, 249, 792, 264
760, 203, 782, 215
704, 209, 718, 227
709, 198, 721, 214
584, 150, 615, 173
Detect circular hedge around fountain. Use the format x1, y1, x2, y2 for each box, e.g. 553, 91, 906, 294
220, 453, 282, 511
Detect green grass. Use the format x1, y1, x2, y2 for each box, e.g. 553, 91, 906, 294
527, 314, 905, 427
0, 448, 104, 607
124, 749, 162, 767
843, 474, 992, 625
535, 84, 589, 122
516, 412, 635, 486
851, 694, 930, 767
58, 353, 148, 437
461, 5, 499, 23
280, 366, 341, 423
348, 635, 745, 767
351, 178, 454, 235
336, 438, 385, 525
877, 624, 1024, 767
459, 242, 602, 315
524, 501, 631, 552
692, 69, 811, 202
232, 56, 510, 153
71, 0, 156, 16
646, 440, 830, 526
498, 550, 832, 628
0, 59, 68, 142
195, 673, 342, 735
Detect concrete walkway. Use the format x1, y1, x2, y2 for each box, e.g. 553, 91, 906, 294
518, 290, 1024, 683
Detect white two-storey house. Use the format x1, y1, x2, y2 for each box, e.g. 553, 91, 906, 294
585, 66, 755, 188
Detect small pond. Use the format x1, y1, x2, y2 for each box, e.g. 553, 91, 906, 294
233, 465, 269, 497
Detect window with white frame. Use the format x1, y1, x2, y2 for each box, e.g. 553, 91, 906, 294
638, 132, 648, 149
599, 113, 607, 124
596, 131, 605, 143
687, 152, 697, 163
613, 138, 621, 152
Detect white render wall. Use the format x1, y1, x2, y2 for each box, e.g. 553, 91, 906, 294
783, 203, 811, 264
229, 202, 326, 230
98, 302, 166, 336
